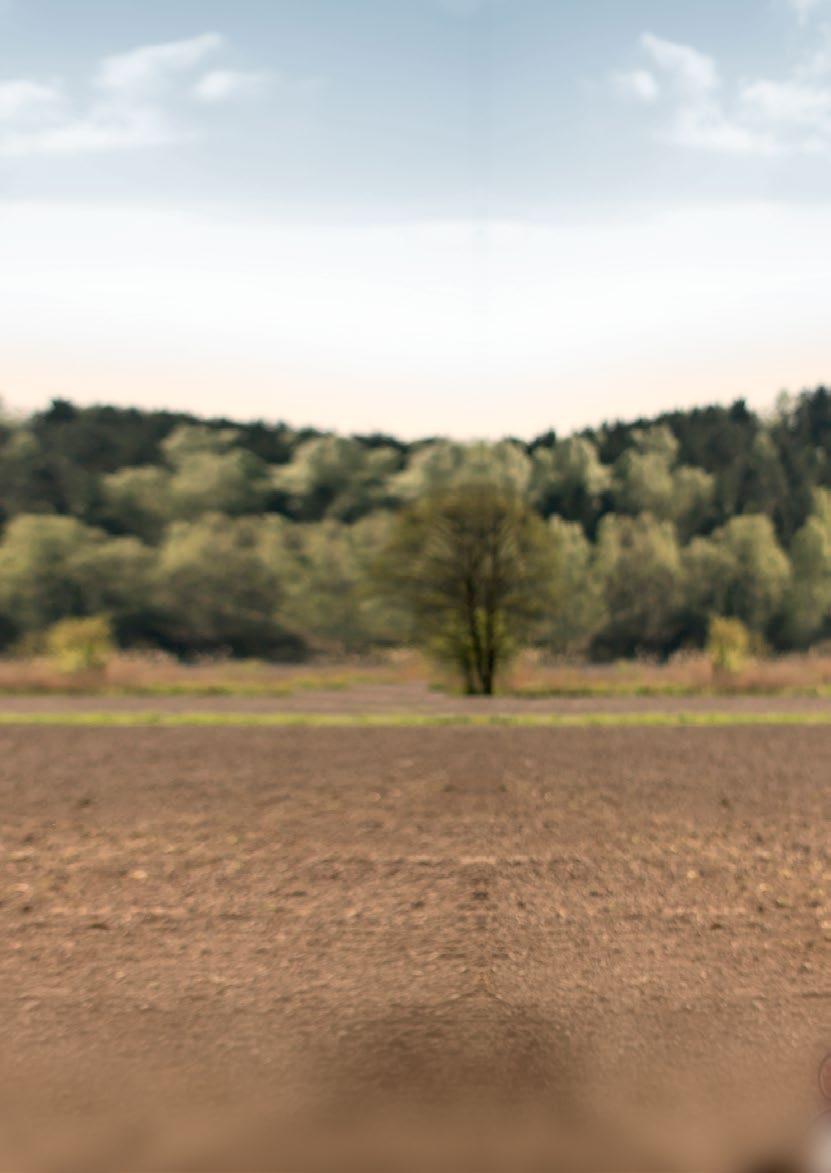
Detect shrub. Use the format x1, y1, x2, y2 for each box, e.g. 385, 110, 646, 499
707, 615, 750, 678
0, 612, 17, 653
46, 615, 116, 673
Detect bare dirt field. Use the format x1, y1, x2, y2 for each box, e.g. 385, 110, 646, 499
1, 721, 830, 1169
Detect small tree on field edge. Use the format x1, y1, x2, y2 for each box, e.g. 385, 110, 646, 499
707, 615, 751, 679
46, 615, 116, 673
374, 482, 558, 695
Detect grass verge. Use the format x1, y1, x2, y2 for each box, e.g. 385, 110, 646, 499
2, 710, 831, 728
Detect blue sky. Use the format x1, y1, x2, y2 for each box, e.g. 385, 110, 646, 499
1, 0, 830, 437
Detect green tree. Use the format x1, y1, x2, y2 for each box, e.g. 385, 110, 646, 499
783, 489, 831, 646
530, 436, 610, 527
102, 465, 170, 541
102, 425, 271, 537
273, 436, 400, 521
0, 515, 148, 637
685, 515, 791, 638
0, 429, 58, 524
682, 537, 733, 644
279, 520, 370, 653
0, 515, 86, 634
737, 430, 788, 522
152, 514, 301, 658
70, 535, 154, 642
713, 513, 793, 638
612, 426, 715, 537
612, 427, 679, 519
165, 428, 271, 520
672, 466, 716, 539
593, 514, 685, 658
375, 483, 558, 694
391, 441, 532, 503
542, 518, 607, 656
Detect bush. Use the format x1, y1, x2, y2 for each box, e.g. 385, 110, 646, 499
152, 514, 305, 659
0, 612, 17, 653
707, 615, 750, 677
46, 615, 116, 673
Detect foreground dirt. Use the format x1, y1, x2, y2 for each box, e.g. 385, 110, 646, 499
1, 725, 829, 1169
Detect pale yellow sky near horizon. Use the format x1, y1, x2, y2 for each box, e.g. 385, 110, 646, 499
3, 200, 829, 438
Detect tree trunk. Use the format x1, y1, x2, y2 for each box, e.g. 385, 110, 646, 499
464, 579, 486, 695
481, 598, 497, 696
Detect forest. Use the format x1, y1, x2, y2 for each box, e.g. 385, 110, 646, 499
1, 389, 831, 662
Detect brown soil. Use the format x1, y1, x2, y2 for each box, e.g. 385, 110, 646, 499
1, 725, 829, 1170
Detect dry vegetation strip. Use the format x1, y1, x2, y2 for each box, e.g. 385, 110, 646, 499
7, 651, 831, 701
3, 708, 831, 727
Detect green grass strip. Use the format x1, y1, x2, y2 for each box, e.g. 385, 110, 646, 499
1, 709, 831, 728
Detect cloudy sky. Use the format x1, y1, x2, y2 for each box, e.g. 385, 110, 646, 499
1, 0, 830, 437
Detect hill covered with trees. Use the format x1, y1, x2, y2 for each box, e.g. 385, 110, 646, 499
2, 390, 831, 661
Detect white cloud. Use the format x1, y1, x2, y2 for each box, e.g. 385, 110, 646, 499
641, 33, 719, 96
0, 33, 267, 157
96, 33, 223, 93
0, 78, 61, 121
0, 107, 175, 157
192, 69, 268, 104
621, 26, 831, 155
615, 70, 660, 103
637, 32, 774, 154
741, 78, 831, 128
671, 106, 778, 155
0, 79, 61, 120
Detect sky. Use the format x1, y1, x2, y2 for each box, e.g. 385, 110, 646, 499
1, 0, 831, 438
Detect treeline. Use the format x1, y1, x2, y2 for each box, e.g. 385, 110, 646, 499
1, 390, 831, 660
